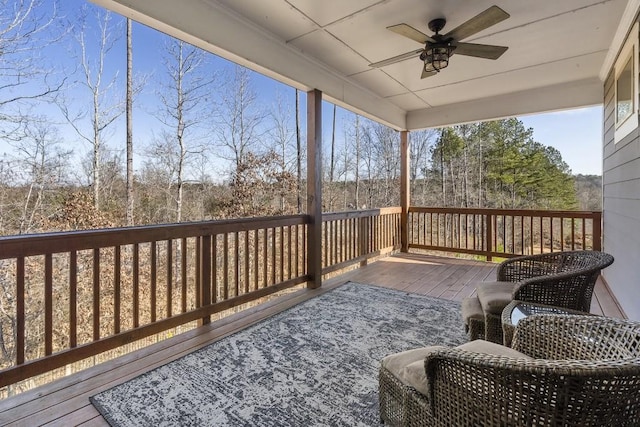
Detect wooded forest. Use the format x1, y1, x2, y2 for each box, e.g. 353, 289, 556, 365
0, 1, 597, 240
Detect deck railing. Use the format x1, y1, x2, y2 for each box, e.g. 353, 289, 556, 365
0, 206, 600, 389
322, 207, 402, 275
0, 208, 403, 390
408, 207, 602, 260
0, 215, 312, 388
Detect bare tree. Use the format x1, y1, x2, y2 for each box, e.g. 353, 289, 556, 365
59, 6, 124, 210
361, 124, 376, 209
10, 119, 70, 233
216, 65, 265, 175
78, 145, 124, 211
341, 142, 350, 209
372, 123, 399, 206
351, 114, 361, 209
324, 104, 339, 211
155, 38, 213, 222
268, 91, 296, 213
330, 104, 337, 183
295, 89, 302, 213
0, 0, 65, 139
140, 140, 181, 223
409, 129, 436, 205
125, 18, 134, 226
215, 65, 267, 215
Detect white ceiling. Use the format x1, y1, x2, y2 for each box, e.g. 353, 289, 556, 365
93, 0, 631, 130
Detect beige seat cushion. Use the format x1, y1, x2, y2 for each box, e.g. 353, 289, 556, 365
462, 296, 483, 323
382, 341, 531, 396
476, 281, 516, 314
381, 346, 445, 396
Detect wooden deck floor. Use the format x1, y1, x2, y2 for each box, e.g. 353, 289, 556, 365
0, 253, 624, 426
347, 253, 624, 317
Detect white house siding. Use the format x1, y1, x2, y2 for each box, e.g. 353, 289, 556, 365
603, 27, 640, 320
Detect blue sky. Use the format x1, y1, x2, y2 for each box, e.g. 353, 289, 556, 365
518, 107, 602, 175
4, 1, 604, 179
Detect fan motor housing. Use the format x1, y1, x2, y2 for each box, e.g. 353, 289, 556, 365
428, 18, 446, 34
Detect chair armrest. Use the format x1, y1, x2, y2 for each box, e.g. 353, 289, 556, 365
512, 314, 640, 360
425, 346, 635, 381
423, 345, 640, 424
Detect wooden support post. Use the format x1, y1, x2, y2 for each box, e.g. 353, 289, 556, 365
593, 211, 602, 251
400, 130, 410, 253
307, 89, 323, 289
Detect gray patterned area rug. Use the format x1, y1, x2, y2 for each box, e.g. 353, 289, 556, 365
90, 282, 466, 426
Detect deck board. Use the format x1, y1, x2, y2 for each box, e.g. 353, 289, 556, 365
0, 253, 624, 426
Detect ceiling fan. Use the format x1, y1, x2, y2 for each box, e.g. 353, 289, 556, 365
369, 5, 510, 78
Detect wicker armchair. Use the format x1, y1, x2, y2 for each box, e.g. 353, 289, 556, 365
462, 250, 614, 343
500, 250, 614, 311
379, 315, 640, 427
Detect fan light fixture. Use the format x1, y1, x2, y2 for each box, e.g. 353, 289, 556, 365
421, 44, 454, 73
369, 6, 510, 79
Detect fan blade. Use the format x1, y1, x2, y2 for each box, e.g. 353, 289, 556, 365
454, 42, 508, 59
387, 23, 434, 44
421, 69, 438, 79
369, 48, 424, 68
443, 5, 509, 42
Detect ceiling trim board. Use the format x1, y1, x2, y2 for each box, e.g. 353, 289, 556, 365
406, 78, 603, 129
599, 0, 640, 80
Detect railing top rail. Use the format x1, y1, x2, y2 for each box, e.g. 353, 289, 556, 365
322, 207, 402, 221
408, 207, 601, 218
0, 214, 310, 259
0, 206, 599, 260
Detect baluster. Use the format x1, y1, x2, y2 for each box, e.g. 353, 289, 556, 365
195, 237, 201, 307
223, 233, 229, 299
245, 230, 250, 293
181, 238, 187, 313
16, 257, 25, 364
294, 225, 300, 278
271, 227, 276, 285
254, 229, 259, 289
486, 214, 493, 261
166, 240, 173, 317
150, 241, 157, 322
91, 250, 99, 342
279, 226, 284, 283
212, 235, 217, 302
288, 225, 293, 280
234, 231, 239, 296
200, 235, 211, 325
263, 228, 268, 288
133, 243, 140, 327
114, 246, 121, 333
69, 252, 77, 348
